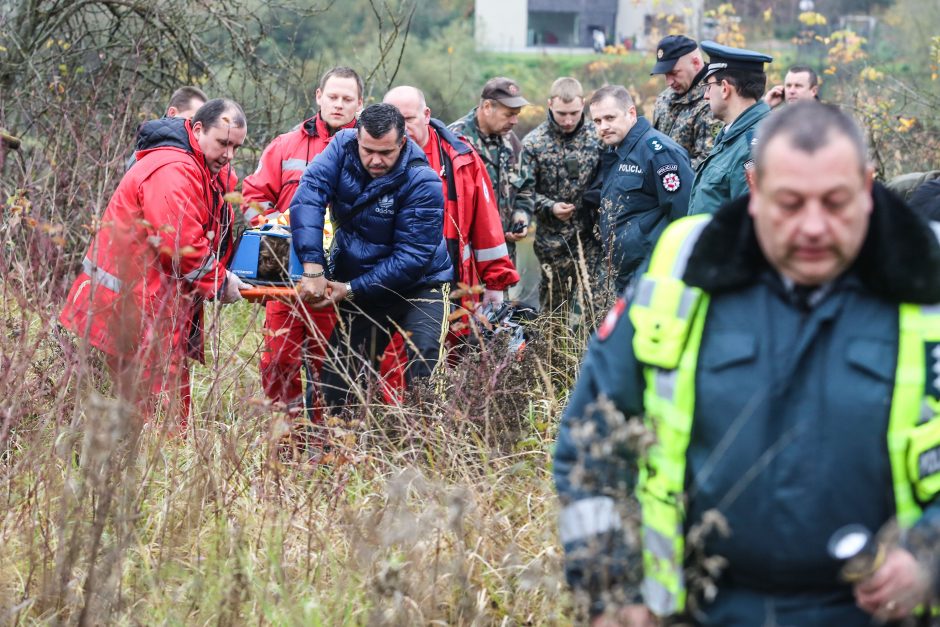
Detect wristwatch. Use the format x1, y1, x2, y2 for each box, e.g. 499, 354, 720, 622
345, 282, 355, 302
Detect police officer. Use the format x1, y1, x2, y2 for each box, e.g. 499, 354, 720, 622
554, 102, 940, 626
449, 77, 531, 256
587, 85, 693, 301
516, 77, 603, 318
687, 41, 773, 216
651, 35, 723, 170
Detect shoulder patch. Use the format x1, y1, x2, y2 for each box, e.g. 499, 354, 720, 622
598, 297, 627, 341
647, 138, 665, 152
661, 171, 682, 192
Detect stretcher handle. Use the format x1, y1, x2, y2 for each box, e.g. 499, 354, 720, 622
239, 285, 299, 303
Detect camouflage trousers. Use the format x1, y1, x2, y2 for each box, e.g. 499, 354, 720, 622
534, 234, 605, 326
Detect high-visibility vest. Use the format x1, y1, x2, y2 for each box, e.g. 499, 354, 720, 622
629, 215, 940, 616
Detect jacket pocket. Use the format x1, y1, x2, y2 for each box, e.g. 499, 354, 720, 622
845, 337, 895, 382
702, 331, 758, 371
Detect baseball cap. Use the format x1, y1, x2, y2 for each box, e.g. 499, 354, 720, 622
651, 35, 699, 75
481, 77, 529, 108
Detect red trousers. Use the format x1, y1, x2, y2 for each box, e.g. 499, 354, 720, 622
260, 299, 337, 410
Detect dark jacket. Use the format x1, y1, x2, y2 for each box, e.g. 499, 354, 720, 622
554, 184, 940, 625
289, 129, 452, 302
590, 116, 693, 291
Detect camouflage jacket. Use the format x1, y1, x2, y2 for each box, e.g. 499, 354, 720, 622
516, 112, 602, 256
652, 71, 722, 171
449, 107, 523, 229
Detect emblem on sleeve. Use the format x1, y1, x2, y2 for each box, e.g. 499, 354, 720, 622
656, 164, 678, 176
662, 172, 681, 192
648, 138, 664, 152
598, 297, 627, 341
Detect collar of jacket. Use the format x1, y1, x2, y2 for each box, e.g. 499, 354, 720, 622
339, 128, 429, 183
718, 100, 770, 146
671, 66, 710, 106
683, 183, 940, 303
546, 109, 586, 139
136, 116, 195, 154
614, 115, 652, 160
468, 106, 503, 145
429, 117, 471, 155
303, 113, 355, 138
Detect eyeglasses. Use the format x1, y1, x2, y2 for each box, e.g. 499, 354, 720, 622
704, 80, 720, 89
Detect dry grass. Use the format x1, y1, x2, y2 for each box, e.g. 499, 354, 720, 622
0, 231, 588, 624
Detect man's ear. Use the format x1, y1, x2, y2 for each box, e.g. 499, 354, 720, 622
746, 167, 758, 192
166, 106, 179, 117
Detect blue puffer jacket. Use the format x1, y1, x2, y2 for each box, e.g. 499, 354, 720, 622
290, 129, 452, 302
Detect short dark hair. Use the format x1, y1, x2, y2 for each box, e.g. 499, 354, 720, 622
711, 68, 766, 101
319, 66, 364, 99
357, 103, 405, 143
754, 101, 868, 176
192, 98, 247, 129
588, 84, 635, 111
167, 86, 207, 111
787, 65, 819, 88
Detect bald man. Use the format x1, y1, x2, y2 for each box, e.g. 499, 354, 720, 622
384, 86, 518, 303
381, 86, 519, 395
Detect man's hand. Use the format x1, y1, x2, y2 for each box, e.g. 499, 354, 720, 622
298, 263, 328, 304
854, 547, 930, 621
219, 270, 249, 304
591, 604, 657, 627
505, 211, 530, 242
763, 85, 784, 108
311, 280, 349, 309
482, 288, 504, 307
552, 202, 576, 222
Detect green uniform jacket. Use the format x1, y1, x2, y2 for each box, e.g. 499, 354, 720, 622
687, 101, 770, 216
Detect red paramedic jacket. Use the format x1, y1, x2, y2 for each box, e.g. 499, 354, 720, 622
60, 117, 235, 362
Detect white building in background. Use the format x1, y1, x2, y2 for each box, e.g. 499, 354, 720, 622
475, 0, 705, 53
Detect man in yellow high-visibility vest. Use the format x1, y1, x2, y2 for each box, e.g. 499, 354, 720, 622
554, 101, 940, 626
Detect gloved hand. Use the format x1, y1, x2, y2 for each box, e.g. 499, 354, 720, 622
218, 270, 249, 304
482, 288, 504, 307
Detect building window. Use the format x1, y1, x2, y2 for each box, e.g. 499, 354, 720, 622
528, 10, 578, 46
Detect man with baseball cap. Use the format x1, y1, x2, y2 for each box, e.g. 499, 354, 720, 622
450, 77, 531, 256
651, 35, 722, 170
687, 41, 773, 216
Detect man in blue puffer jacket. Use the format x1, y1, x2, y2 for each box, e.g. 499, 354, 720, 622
290, 103, 453, 408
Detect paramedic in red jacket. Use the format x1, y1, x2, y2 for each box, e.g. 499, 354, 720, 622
381, 86, 519, 394
241, 67, 363, 413
60, 99, 249, 426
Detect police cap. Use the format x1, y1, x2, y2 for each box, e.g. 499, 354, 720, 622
701, 40, 773, 80
650, 35, 699, 75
